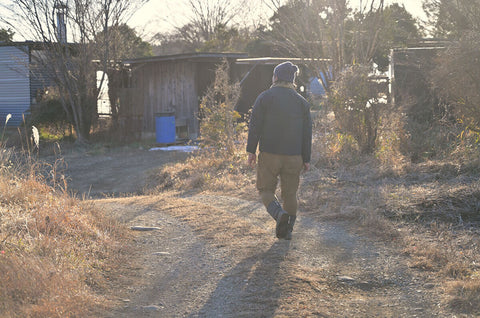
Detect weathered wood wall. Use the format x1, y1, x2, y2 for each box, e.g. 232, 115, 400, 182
121, 54, 247, 140
130, 60, 198, 139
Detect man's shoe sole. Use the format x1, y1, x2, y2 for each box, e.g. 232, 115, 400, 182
276, 213, 289, 239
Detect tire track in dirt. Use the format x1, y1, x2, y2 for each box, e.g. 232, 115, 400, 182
182, 194, 443, 317
96, 193, 442, 317
96, 194, 286, 317
58, 149, 444, 317
96, 199, 225, 317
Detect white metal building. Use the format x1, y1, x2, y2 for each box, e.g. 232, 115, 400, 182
0, 42, 57, 127
0, 44, 30, 126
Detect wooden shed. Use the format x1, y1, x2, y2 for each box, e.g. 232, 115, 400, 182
122, 52, 247, 140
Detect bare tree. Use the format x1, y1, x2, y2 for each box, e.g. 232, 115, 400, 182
423, 0, 480, 38
262, 0, 386, 90
1, 0, 147, 143
188, 0, 235, 41
263, 0, 334, 89
153, 0, 252, 53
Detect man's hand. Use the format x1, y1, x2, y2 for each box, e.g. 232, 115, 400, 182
248, 153, 257, 169
303, 162, 310, 172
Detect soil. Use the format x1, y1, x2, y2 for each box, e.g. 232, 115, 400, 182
55, 146, 456, 317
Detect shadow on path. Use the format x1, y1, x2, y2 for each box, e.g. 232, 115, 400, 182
192, 240, 291, 318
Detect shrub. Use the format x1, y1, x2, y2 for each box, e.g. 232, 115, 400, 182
29, 87, 72, 138
330, 65, 387, 154
431, 32, 480, 137
199, 59, 246, 157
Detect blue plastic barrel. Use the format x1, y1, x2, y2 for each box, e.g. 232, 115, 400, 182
155, 111, 175, 144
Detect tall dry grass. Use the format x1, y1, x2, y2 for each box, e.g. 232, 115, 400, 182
0, 136, 130, 317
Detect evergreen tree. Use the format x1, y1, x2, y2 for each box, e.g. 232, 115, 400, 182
0, 28, 14, 42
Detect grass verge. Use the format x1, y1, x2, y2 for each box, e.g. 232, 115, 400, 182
0, 148, 130, 317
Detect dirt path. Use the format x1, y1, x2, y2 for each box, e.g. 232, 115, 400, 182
54, 147, 189, 197
59, 148, 447, 317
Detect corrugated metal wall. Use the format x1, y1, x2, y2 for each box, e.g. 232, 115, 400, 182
0, 46, 30, 126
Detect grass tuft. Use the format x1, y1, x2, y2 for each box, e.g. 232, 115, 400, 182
447, 279, 480, 314
146, 142, 255, 198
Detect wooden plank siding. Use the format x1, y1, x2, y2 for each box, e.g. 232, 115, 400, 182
122, 53, 248, 140
129, 60, 198, 139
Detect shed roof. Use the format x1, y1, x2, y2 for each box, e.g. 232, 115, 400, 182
0, 41, 42, 48
123, 52, 248, 65
0, 41, 78, 50
235, 57, 331, 65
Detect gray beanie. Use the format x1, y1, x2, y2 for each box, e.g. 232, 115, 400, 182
274, 61, 299, 83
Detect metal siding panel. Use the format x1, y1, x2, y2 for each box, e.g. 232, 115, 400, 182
0, 46, 30, 126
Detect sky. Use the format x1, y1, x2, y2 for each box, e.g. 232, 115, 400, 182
0, 0, 427, 41
378, 0, 425, 18
129, 0, 427, 39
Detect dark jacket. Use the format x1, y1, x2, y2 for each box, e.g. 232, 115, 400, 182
246, 85, 312, 163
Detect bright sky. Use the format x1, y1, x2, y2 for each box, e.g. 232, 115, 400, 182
381, 0, 425, 18
129, 0, 427, 39
0, 0, 426, 41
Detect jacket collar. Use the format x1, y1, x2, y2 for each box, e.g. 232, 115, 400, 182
271, 81, 296, 90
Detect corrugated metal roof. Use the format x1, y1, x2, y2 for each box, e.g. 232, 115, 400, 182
0, 46, 30, 127
123, 52, 248, 65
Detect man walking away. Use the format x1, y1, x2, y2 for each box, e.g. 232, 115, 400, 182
247, 61, 312, 240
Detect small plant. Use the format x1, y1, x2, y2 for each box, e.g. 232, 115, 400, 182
199, 59, 246, 157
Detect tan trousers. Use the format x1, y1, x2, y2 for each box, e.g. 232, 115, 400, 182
257, 152, 304, 216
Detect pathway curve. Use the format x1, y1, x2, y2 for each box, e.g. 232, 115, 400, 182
58, 148, 445, 317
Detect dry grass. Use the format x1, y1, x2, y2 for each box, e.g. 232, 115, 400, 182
146, 108, 480, 315
0, 150, 130, 317
446, 279, 480, 314
146, 143, 255, 199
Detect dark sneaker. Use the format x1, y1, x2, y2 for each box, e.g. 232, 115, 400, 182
276, 211, 289, 239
